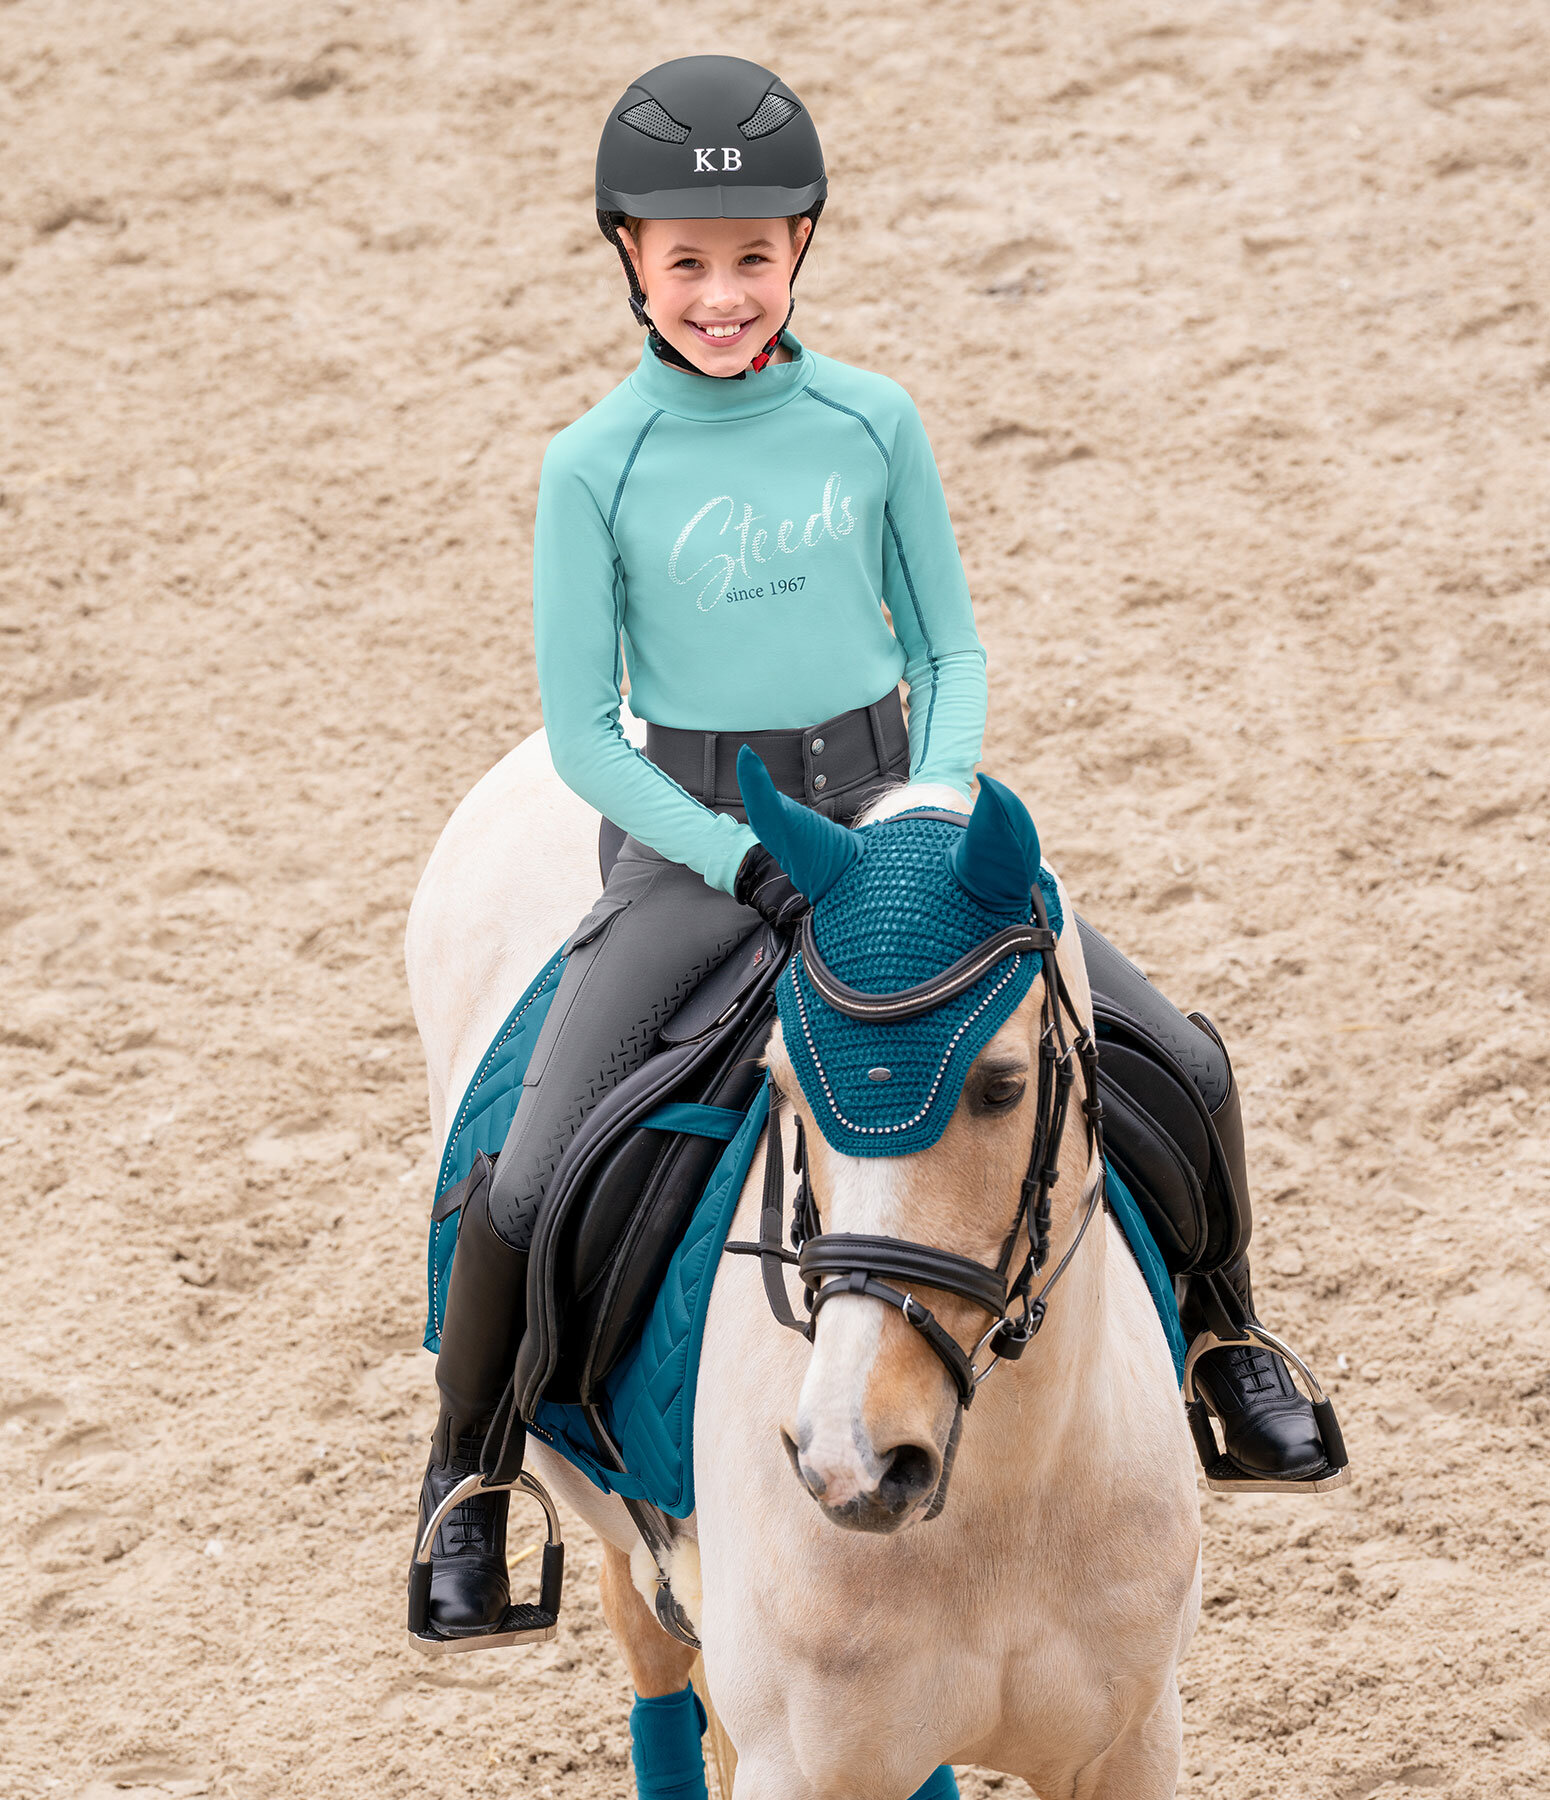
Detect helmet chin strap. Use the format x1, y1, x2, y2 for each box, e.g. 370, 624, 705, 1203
604, 211, 820, 382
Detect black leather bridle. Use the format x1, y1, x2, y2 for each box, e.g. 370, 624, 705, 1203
725, 886, 1108, 1517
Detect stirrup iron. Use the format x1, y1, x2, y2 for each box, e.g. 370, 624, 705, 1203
1182, 1323, 1351, 1495
406, 1468, 566, 1653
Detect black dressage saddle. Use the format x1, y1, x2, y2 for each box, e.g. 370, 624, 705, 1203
494, 908, 1247, 1438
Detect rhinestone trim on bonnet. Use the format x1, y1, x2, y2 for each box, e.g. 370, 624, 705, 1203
775, 813, 1061, 1158
788, 952, 1027, 1136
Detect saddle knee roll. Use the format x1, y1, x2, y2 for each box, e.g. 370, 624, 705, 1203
1077, 918, 1252, 1279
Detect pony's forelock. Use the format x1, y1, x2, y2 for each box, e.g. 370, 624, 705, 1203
854, 779, 972, 828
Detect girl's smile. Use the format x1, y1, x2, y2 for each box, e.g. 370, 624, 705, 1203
686, 316, 757, 344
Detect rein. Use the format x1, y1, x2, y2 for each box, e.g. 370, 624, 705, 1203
726, 889, 1107, 1515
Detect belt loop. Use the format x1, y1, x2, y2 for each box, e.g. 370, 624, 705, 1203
866, 700, 890, 775
702, 731, 718, 804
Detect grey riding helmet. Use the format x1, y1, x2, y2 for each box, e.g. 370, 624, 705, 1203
596, 56, 827, 375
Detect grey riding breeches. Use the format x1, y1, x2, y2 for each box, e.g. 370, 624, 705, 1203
484, 692, 913, 1253
485, 837, 756, 1250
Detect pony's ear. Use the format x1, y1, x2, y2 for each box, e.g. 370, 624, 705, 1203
950, 775, 1042, 915
737, 745, 861, 903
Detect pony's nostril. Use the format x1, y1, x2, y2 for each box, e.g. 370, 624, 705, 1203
783, 1428, 828, 1499
878, 1442, 938, 1513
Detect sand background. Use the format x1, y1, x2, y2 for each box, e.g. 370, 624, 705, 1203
2, 1, 1547, 1795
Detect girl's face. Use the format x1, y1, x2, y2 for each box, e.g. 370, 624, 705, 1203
619, 215, 813, 376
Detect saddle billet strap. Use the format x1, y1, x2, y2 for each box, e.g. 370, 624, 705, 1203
724, 1089, 811, 1337
797, 913, 1056, 1023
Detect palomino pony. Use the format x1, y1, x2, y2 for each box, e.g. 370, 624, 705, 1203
406, 716, 1201, 1799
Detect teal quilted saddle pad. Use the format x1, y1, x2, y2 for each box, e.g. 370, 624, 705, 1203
424, 947, 769, 1519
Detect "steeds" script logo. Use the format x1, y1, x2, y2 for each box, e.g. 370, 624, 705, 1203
668, 471, 857, 612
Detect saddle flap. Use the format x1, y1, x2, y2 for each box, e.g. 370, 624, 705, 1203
515, 933, 788, 1418
658, 925, 783, 1046
1096, 1047, 1208, 1269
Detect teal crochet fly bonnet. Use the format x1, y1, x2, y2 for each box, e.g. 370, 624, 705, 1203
738, 749, 1063, 1157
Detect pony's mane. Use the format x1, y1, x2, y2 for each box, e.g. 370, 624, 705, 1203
855, 778, 972, 828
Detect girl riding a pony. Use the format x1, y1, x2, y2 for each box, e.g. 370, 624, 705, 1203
414, 48, 1333, 1766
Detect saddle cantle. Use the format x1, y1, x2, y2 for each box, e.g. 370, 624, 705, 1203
513, 922, 788, 1418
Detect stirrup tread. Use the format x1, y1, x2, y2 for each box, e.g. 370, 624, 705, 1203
1182, 1326, 1351, 1495
407, 1468, 565, 1654
409, 1600, 560, 1655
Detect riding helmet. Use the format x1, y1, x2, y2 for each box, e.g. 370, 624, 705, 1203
595, 56, 827, 373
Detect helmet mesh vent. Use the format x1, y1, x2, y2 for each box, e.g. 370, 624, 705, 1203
739, 92, 799, 139
620, 99, 691, 144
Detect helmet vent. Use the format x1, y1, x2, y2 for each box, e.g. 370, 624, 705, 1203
619, 98, 691, 144
739, 92, 799, 139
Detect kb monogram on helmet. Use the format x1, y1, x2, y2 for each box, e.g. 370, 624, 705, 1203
692, 147, 744, 173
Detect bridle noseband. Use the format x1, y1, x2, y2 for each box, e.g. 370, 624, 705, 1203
726, 888, 1107, 1516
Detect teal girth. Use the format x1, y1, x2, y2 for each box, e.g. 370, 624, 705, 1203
777, 812, 1064, 1158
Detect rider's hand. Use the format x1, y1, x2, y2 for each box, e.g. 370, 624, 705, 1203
734, 845, 810, 933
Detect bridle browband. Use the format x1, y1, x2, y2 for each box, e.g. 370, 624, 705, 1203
726, 885, 1108, 1517
796, 913, 1056, 1023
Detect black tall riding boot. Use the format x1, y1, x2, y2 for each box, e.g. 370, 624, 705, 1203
416, 1179, 527, 1636
1182, 1254, 1334, 1484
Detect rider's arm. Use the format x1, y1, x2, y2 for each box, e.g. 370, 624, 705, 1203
532, 441, 758, 896
880, 398, 987, 799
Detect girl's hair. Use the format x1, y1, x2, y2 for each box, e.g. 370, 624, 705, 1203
623, 215, 805, 244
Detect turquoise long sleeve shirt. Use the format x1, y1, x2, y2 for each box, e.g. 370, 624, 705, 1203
532, 334, 988, 894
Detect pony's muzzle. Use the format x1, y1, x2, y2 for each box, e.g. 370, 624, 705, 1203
782, 1422, 941, 1534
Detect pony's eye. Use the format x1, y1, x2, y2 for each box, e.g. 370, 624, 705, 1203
979, 1074, 1027, 1112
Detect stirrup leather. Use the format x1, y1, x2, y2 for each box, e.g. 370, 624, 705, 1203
406, 1469, 566, 1653
1182, 1324, 1351, 1495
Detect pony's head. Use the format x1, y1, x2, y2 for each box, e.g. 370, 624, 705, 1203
738, 747, 1098, 1533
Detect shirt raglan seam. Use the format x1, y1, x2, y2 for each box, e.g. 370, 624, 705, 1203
610, 554, 626, 693
608, 408, 664, 531
803, 385, 891, 469
883, 504, 938, 768
804, 385, 941, 771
